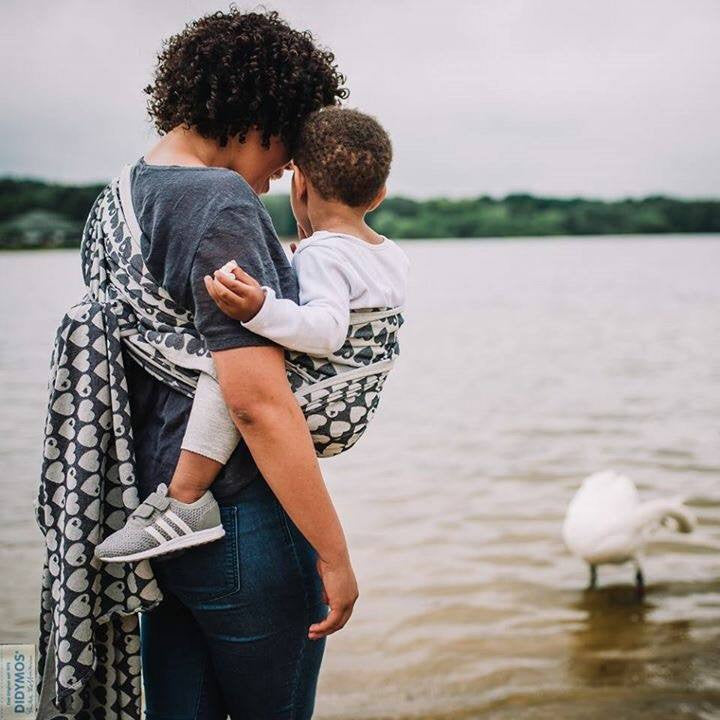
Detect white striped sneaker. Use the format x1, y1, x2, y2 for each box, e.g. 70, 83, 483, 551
94, 484, 225, 563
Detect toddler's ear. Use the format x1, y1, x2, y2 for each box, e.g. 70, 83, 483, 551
367, 184, 387, 213
291, 163, 308, 200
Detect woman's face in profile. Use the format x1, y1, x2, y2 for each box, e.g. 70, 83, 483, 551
265, 160, 292, 193
251, 133, 291, 195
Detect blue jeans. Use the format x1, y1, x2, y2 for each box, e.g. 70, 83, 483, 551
141, 478, 327, 719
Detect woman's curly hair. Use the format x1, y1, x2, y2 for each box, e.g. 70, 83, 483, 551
145, 9, 349, 149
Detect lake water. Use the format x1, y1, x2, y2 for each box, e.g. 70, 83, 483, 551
1, 237, 719, 719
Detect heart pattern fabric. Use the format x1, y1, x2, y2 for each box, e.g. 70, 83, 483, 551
286, 308, 404, 457
35, 177, 182, 718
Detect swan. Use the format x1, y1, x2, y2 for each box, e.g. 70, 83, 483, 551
562, 470, 696, 594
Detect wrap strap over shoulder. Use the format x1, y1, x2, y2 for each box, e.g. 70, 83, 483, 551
36, 168, 220, 718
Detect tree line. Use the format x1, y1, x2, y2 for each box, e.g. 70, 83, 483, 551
1, 177, 719, 248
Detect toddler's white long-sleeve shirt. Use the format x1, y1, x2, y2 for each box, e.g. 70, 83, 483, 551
242, 230, 409, 356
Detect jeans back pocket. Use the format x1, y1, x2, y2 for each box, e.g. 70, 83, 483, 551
152, 505, 240, 604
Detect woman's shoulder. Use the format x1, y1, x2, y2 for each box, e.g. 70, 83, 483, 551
130, 161, 274, 309
132, 159, 272, 250
133, 160, 261, 214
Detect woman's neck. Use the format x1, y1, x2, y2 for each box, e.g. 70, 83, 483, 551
143, 126, 288, 195
144, 126, 244, 170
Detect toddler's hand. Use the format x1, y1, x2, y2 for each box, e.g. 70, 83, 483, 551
204, 263, 265, 323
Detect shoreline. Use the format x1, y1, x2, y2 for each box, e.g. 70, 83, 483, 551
2, 231, 720, 252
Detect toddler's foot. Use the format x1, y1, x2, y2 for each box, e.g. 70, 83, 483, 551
95, 484, 224, 563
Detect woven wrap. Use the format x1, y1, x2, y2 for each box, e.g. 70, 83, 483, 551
36, 166, 402, 718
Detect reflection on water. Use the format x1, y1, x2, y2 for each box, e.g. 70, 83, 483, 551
1, 238, 719, 719
562, 584, 720, 720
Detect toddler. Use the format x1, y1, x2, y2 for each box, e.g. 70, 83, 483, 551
96, 108, 408, 562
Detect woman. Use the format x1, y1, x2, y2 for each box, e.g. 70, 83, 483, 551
128, 10, 356, 718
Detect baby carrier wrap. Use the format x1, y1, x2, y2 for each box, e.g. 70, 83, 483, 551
35, 166, 402, 718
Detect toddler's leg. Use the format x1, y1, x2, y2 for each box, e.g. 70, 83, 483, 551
170, 373, 242, 502
168, 451, 223, 503
94, 373, 240, 563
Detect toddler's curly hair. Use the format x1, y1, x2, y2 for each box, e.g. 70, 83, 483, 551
294, 108, 392, 208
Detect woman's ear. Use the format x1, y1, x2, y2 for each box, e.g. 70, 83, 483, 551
367, 184, 387, 213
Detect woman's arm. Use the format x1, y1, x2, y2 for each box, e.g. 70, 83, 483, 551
212, 343, 358, 639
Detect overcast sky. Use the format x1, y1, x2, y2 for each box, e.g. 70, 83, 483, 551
1, 0, 719, 198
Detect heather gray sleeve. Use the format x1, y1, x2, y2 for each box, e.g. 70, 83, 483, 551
190, 201, 287, 351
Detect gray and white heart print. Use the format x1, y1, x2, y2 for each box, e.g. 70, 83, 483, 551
36, 180, 171, 719
286, 307, 403, 457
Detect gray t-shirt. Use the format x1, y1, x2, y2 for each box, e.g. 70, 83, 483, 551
126, 159, 298, 503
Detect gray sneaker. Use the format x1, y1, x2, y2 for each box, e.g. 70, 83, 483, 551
95, 484, 225, 563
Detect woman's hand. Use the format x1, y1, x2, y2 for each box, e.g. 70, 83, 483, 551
204, 264, 265, 322
308, 553, 359, 640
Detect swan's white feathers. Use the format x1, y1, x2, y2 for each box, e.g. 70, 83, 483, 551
563, 470, 695, 571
